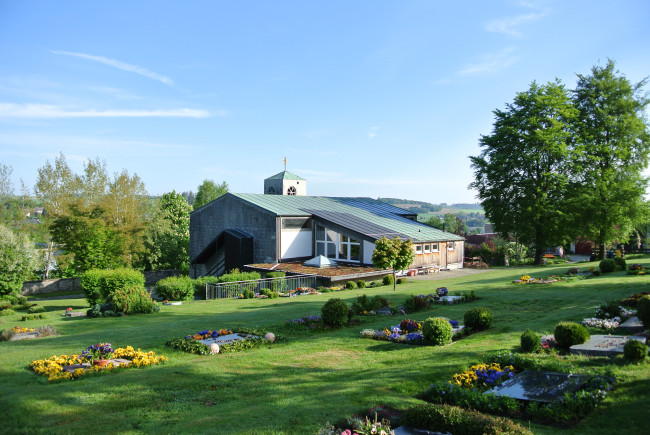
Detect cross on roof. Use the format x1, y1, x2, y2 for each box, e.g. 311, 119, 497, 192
283, 156, 287, 170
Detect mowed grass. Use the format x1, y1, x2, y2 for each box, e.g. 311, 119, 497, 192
1, 260, 650, 434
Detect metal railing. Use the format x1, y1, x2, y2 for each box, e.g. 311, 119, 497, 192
205, 274, 318, 299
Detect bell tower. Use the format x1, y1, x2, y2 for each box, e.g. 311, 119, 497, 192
263, 157, 307, 195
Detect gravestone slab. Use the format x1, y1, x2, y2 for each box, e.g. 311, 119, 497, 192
198, 333, 257, 346
487, 370, 592, 403
374, 307, 393, 315
9, 332, 39, 341
436, 295, 463, 304
62, 363, 91, 373
452, 325, 465, 335
108, 358, 132, 367
64, 311, 86, 317
619, 317, 645, 334
570, 335, 647, 357
163, 302, 182, 306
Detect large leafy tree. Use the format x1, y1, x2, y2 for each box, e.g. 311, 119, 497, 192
0, 224, 38, 298
371, 236, 415, 290
193, 179, 229, 210
49, 205, 125, 275
144, 191, 192, 273
470, 80, 577, 264
572, 60, 650, 258
35, 153, 148, 273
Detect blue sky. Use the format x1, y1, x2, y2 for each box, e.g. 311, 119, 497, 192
1, 0, 648, 204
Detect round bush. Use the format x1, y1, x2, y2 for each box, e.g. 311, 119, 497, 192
599, 258, 617, 274
554, 322, 590, 350
108, 285, 156, 315
422, 317, 453, 346
321, 298, 349, 328
624, 339, 648, 362
346, 281, 357, 289
155, 276, 194, 301
27, 305, 46, 314
613, 256, 626, 271
464, 307, 493, 331
397, 278, 407, 284
382, 275, 394, 286
520, 329, 540, 353
356, 280, 366, 289
637, 296, 650, 328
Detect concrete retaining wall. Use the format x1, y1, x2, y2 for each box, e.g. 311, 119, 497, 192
21, 269, 181, 296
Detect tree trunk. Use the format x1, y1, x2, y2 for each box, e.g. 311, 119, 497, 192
393, 270, 397, 291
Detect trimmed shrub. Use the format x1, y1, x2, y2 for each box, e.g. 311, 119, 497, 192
81, 268, 145, 306
624, 339, 647, 363
356, 280, 366, 289
397, 278, 407, 284
351, 295, 388, 314
402, 403, 533, 435
520, 329, 540, 353
554, 321, 590, 350
422, 317, 453, 346
0, 308, 16, 316
108, 285, 156, 315
155, 276, 194, 301
637, 296, 650, 328
599, 258, 616, 274
382, 274, 394, 286
321, 298, 349, 328
346, 281, 357, 289
613, 256, 626, 271
241, 289, 256, 299
27, 305, 46, 314
464, 307, 493, 331
265, 271, 285, 279
218, 269, 261, 283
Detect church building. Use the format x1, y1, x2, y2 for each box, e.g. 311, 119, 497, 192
189, 169, 464, 278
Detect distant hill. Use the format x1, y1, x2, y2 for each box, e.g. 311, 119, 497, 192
377, 198, 443, 214
378, 198, 483, 214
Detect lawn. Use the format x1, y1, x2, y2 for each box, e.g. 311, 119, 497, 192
1, 260, 649, 434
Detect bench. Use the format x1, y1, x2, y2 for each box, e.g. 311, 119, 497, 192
544, 254, 556, 259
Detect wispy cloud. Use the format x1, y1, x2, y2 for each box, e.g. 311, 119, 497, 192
51, 50, 174, 85
458, 47, 519, 76
0, 103, 214, 118
368, 126, 380, 139
485, 2, 549, 37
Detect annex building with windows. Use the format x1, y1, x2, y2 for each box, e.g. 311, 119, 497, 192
189, 170, 464, 279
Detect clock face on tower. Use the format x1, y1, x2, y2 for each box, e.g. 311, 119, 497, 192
287, 186, 297, 195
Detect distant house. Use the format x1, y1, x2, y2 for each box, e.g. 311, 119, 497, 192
189, 170, 464, 278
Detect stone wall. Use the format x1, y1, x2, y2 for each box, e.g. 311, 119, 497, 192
21, 269, 181, 296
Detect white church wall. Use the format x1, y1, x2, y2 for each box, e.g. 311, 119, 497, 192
280, 229, 312, 259
363, 240, 375, 265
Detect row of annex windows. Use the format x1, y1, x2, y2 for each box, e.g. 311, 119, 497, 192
414, 242, 455, 255
315, 224, 360, 262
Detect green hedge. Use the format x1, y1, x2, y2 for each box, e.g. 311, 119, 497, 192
155, 276, 194, 301
80, 268, 145, 306
402, 403, 533, 435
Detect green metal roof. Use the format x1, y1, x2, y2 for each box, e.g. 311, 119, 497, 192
231, 193, 463, 243
265, 171, 305, 181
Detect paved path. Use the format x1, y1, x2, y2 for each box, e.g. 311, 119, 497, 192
408, 267, 493, 281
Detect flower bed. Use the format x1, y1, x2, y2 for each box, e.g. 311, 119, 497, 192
360, 318, 464, 346
627, 264, 645, 275
582, 300, 637, 330
1, 325, 59, 342
165, 327, 277, 355
29, 344, 167, 382
418, 351, 617, 425
582, 317, 621, 330
514, 269, 593, 284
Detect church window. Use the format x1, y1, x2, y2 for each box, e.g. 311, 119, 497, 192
282, 218, 311, 231
287, 186, 297, 195
266, 186, 276, 194
314, 223, 360, 262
